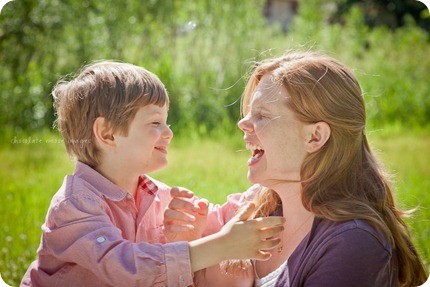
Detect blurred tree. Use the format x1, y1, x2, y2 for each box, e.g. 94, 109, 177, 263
0, 0, 178, 131
0, 0, 428, 135
0, 0, 64, 130
331, 0, 430, 31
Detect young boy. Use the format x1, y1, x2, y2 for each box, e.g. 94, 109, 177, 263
20, 61, 284, 287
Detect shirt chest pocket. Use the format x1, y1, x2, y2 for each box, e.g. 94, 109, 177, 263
136, 212, 166, 243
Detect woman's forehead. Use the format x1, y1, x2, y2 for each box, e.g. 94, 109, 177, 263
250, 76, 288, 108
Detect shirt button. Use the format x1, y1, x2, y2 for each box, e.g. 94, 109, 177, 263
96, 236, 106, 243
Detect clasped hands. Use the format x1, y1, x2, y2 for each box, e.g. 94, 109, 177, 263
163, 187, 285, 261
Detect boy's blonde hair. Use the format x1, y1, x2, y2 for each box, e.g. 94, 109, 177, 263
53, 61, 168, 167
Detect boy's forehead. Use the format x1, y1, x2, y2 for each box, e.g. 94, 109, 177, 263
138, 104, 168, 115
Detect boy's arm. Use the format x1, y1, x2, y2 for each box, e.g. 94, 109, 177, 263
44, 194, 193, 287
188, 202, 285, 272
45, 186, 277, 287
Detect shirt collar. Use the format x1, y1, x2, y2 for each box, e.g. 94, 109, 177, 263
73, 161, 128, 201
74, 162, 158, 202
137, 176, 158, 196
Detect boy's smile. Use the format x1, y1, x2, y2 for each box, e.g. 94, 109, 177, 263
154, 145, 168, 154
106, 103, 173, 193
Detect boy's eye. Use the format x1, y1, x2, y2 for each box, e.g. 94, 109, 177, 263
152, 122, 161, 126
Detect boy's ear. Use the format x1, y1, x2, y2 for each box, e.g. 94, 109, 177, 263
305, 121, 331, 153
93, 117, 115, 149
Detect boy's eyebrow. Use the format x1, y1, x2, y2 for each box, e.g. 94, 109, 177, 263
147, 109, 167, 117
146, 106, 166, 113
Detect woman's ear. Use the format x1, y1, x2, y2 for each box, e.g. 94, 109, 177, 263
306, 121, 331, 153
93, 117, 115, 150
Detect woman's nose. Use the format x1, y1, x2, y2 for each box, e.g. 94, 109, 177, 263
237, 114, 253, 133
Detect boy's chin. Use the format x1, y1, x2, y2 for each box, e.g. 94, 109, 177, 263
148, 161, 168, 174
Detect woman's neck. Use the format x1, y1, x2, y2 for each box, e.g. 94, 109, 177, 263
272, 182, 313, 222
277, 186, 314, 255
254, 183, 314, 278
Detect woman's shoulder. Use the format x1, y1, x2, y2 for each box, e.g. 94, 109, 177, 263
312, 217, 392, 253
289, 217, 394, 273
282, 218, 396, 287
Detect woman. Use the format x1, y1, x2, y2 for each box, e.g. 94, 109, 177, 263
237, 51, 427, 287
164, 51, 428, 286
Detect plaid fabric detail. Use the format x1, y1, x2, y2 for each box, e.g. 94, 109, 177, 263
137, 176, 158, 195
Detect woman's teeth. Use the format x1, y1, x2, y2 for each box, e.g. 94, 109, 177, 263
252, 149, 264, 159
246, 143, 262, 151
246, 143, 264, 158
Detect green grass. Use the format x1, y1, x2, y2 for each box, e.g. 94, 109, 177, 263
0, 131, 429, 285
367, 132, 430, 266
0, 131, 75, 285
150, 135, 251, 204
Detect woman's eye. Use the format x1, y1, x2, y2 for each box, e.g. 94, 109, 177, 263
252, 113, 263, 120
152, 122, 161, 126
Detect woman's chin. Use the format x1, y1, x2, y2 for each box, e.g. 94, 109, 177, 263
247, 172, 263, 185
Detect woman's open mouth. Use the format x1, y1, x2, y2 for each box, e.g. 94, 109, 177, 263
246, 143, 264, 165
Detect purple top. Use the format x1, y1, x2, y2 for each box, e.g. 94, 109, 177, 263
275, 217, 397, 287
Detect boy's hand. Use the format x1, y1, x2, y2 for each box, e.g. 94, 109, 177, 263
219, 202, 285, 261
188, 202, 285, 271
163, 187, 209, 242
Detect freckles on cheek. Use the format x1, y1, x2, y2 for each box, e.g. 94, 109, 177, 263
255, 123, 270, 136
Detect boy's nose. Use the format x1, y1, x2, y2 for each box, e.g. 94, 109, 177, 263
164, 124, 173, 139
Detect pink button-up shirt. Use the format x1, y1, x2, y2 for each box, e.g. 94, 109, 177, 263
21, 162, 193, 287
21, 162, 257, 287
